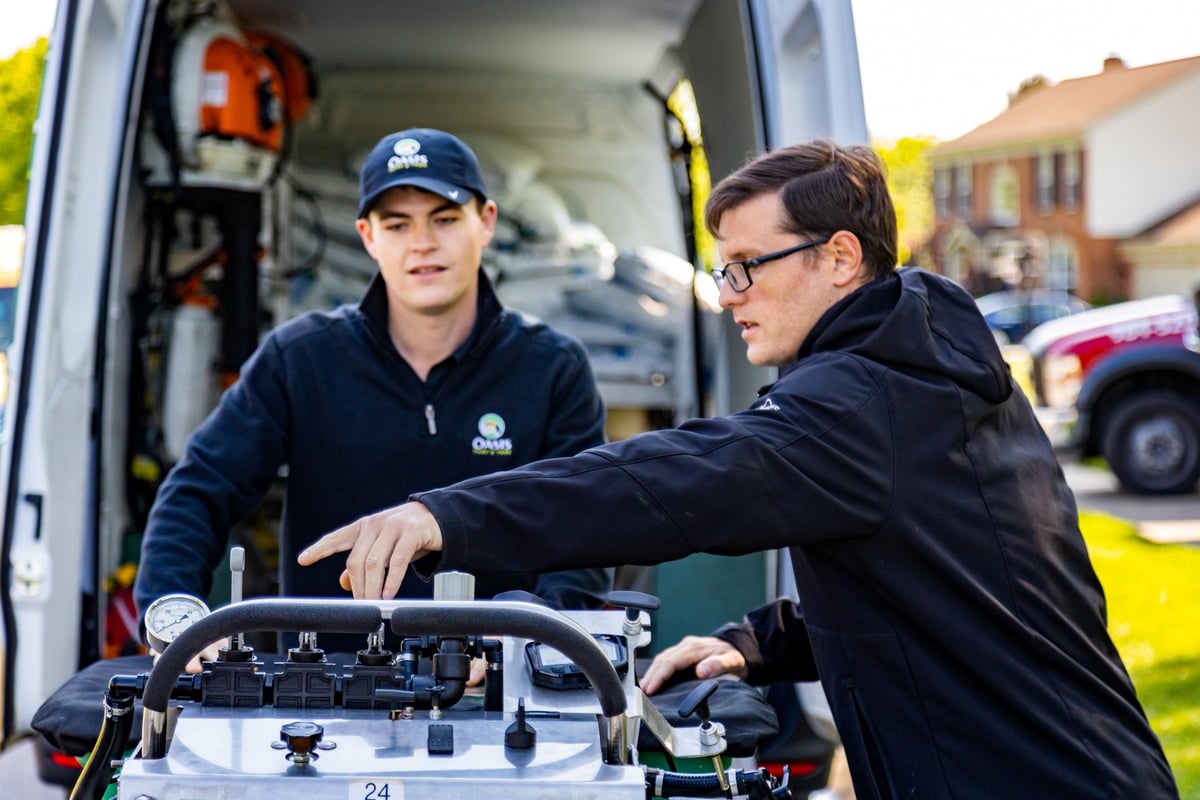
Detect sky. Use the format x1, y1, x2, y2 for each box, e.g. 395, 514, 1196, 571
2, 1, 1198, 142
0, 1, 55, 60
850, 0, 1200, 141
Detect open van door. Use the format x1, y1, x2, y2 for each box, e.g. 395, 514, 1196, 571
0, 0, 867, 755
0, 0, 160, 746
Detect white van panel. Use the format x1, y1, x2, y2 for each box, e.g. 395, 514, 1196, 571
0, 0, 155, 738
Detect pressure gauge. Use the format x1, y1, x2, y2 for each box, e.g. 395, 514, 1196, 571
144, 593, 211, 654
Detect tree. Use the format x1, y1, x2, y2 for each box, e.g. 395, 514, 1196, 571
0, 38, 49, 225
874, 136, 935, 266
1009, 74, 1049, 105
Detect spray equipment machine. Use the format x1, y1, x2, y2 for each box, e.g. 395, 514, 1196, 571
64, 554, 793, 799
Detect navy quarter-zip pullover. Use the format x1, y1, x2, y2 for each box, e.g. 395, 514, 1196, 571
136, 270, 611, 647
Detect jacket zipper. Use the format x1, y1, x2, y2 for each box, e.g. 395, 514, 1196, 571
419, 312, 503, 438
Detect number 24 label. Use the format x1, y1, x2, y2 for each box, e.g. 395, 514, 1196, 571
350, 780, 402, 800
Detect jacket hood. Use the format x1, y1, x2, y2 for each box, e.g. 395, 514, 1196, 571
798, 268, 1012, 404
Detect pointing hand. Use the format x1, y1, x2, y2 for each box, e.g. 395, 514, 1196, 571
298, 501, 444, 599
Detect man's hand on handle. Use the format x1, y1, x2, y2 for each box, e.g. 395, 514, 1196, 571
297, 501, 444, 599
639, 635, 749, 695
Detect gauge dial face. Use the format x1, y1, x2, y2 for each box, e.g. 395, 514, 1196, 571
144, 593, 210, 653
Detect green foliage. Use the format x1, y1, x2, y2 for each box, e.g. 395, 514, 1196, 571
1080, 510, 1200, 796
1009, 74, 1050, 105
0, 38, 48, 225
873, 136, 935, 266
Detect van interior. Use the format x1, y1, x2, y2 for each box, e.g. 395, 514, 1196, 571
6, 2, 863, 770
105, 0, 739, 624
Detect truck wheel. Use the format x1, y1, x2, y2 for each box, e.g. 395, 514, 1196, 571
1102, 390, 1200, 495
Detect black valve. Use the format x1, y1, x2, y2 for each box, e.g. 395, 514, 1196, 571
356, 626, 393, 667
288, 631, 326, 664
504, 697, 537, 749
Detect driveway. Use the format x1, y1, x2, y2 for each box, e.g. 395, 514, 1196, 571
1064, 460, 1200, 544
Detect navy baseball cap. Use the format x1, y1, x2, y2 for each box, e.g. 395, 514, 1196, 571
357, 128, 488, 217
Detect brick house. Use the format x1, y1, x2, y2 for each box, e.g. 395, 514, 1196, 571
929, 54, 1200, 303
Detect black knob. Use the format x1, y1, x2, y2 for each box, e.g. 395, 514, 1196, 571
280, 721, 324, 755
504, 697, 537, 749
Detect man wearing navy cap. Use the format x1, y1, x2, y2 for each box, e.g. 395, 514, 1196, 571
135, 128, 612, 668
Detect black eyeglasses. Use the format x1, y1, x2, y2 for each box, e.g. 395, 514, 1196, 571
713, 237, 830, 292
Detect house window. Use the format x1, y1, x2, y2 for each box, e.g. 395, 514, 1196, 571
1045, 235, 1079, 291
1060, 149, 1081, 212
935, 168, 950, 220
989, 165, 1019, 227
1036, 152, 1055, 213
955, 163, 972, 219
943, 247, 964, 284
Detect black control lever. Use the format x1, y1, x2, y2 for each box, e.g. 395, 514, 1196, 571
679, 679, 721, 745
606, 590, 660, 638
679, 679, 728, 791
218, 546, 254, 662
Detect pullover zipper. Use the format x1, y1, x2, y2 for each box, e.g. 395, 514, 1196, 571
425, 404, 437, 435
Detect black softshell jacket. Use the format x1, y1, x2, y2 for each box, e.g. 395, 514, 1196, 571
417, 269, 1177, 799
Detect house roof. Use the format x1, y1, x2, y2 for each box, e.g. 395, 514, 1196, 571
1131, 197, 1200, 246
935, 54, 1200, 157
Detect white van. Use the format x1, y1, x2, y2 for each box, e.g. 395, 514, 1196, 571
1, 0, 867, 773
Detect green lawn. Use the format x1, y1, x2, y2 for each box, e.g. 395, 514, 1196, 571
1080, 510, 1200, 797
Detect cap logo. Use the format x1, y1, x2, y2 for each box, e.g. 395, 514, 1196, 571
393, 138, 421, 156
387, 138, 428, 173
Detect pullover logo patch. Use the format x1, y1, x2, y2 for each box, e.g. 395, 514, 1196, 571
473, 412, 513, 455
754, 398, 781, 412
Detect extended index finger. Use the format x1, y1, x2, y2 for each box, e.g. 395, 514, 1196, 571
297, 518, 362, 566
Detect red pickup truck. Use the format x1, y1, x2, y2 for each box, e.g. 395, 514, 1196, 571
1023, 293, 1200, 495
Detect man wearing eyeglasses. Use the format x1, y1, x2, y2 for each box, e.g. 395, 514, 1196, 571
300, 141, 1178, 799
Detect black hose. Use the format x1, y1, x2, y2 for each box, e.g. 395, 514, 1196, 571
648, 767, 720, 800
69, 691, 134, 800
645, 767, 784, 799
656, 770, 727, 797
